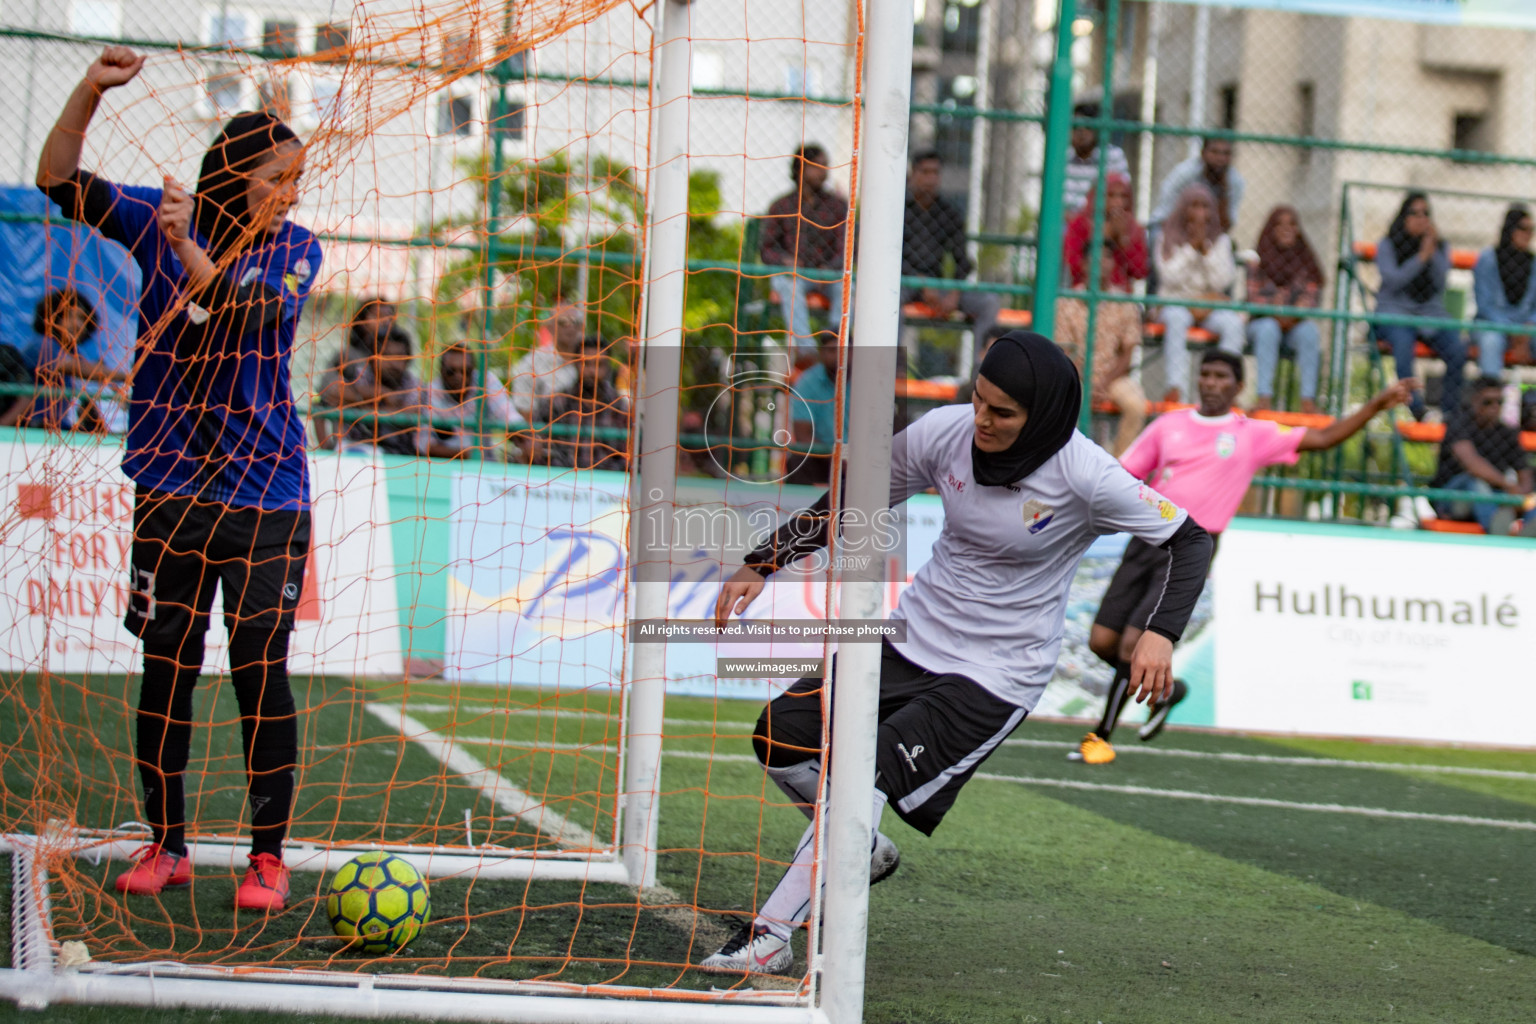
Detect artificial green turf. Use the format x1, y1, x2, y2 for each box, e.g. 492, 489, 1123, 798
3, 684, 1534, 1022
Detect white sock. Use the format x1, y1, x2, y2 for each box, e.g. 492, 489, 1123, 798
765, 759, 823, 821
755, 789, 888, 941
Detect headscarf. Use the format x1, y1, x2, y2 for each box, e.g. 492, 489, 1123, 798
194, 111, 299, 260
1386, 191, 1442, 305
1254, 205, 1323, 290
1160, 182, 1220, 260
1495, 204, 1534, 307
971, 331, 1081, 487
1068, 173, 1140, 289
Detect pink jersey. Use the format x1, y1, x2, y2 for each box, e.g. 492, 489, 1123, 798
1119, 410, 1305, 533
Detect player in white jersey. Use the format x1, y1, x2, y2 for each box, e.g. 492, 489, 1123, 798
698, 332, 1215, 975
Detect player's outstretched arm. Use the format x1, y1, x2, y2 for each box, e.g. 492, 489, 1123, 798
1297, 377, 1418, 451
36, 47, 145, 190
715, 488, 841, 628
714, 566, 768, 629
1129, 515, 1214, 705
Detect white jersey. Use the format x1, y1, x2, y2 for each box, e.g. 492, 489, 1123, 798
888, 404, 1186, 709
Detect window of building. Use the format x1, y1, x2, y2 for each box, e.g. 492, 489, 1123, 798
491, 101, 527, 141
1118, 1, 1142, 55
69, 0, 122, 37
1218, 83, 1239, 130
1297, 81, 1316, 165
315, 23, 349, 54
1453, 112, 1493, 156
933, 75, 975, 170
262, 20, 299, 57
208, 11, 251, 48
439, 95, 475, 137
941, 0, 981, 55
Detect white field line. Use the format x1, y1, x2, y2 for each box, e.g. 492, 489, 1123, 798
973, 772, 1536, 833
659, 750, 1536, 832
404, 703, 1536, 782
364, 704, 602, 850
400, 703, 752, 733
999, 738, 1536, 782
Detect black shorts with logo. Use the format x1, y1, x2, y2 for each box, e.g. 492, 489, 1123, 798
125, 489, 312, 647
755, 640, 1026, 836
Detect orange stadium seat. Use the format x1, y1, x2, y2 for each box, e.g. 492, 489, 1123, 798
1395, 420, 1536, 451
1420, 518, 1486, 535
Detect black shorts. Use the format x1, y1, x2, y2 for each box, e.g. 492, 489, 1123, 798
755, 641, 1026, 836
1092, 537, 1170, 636
125, 490, 312, 647
1094, 533, 1219, 636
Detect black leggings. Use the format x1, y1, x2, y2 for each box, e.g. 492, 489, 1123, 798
136, 626, 297, 857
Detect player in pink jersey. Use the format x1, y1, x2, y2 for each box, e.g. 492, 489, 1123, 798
1072, 349, 1415, 764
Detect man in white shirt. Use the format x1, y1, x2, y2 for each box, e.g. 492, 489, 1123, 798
509, 301, 584, 423
1063, 101, 1131, 214
1149, 137, 1246, 236
418, 342, 522, 459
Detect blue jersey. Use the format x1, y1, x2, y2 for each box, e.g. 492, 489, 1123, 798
95, 180, 319, 511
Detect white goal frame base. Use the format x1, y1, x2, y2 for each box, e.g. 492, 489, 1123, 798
2, 833, 824, 1023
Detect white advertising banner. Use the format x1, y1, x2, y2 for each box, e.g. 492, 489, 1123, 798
0, 437, 402, 678
1165, 0, 1536, 29
1213, 520, 1536, 745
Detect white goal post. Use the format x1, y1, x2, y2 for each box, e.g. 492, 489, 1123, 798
0, 0, 911, 1019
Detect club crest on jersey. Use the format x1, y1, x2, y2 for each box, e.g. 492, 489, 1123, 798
1216, 431, 1237, 459
294, 258, 311, 282
1022, 498, 1055, 534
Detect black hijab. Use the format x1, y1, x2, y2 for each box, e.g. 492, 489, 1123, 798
1495, 204, 1534, 307
971, 331, 1081, 487
194, 111, 299, 260
1386, 191, 1442, 305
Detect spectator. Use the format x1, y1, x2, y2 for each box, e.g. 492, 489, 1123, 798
333, 327, 424, 456
1429, 377, 1532, 533
1376, 191, 1468, 420
0, 341, 30, 428
760, 144, 848, 356
315, 297, 397, 447
510, 301, 583, 423
1246, 205, 1325, 414
787, 331, 847, 486
541, 335, 629, 470
27, 287, 128, 432
1472, 205, 1536, 377
1062, 101, 1130, 215
1154, 183, 1245, 403
318, 297, 396, 408
1150, 137, 1245, 236
1055, 173, 1148, 454
418, 342, 522, 460
902, 149, 1000, 361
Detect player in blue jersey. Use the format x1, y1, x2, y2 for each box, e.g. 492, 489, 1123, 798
38, 46, 321, 912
